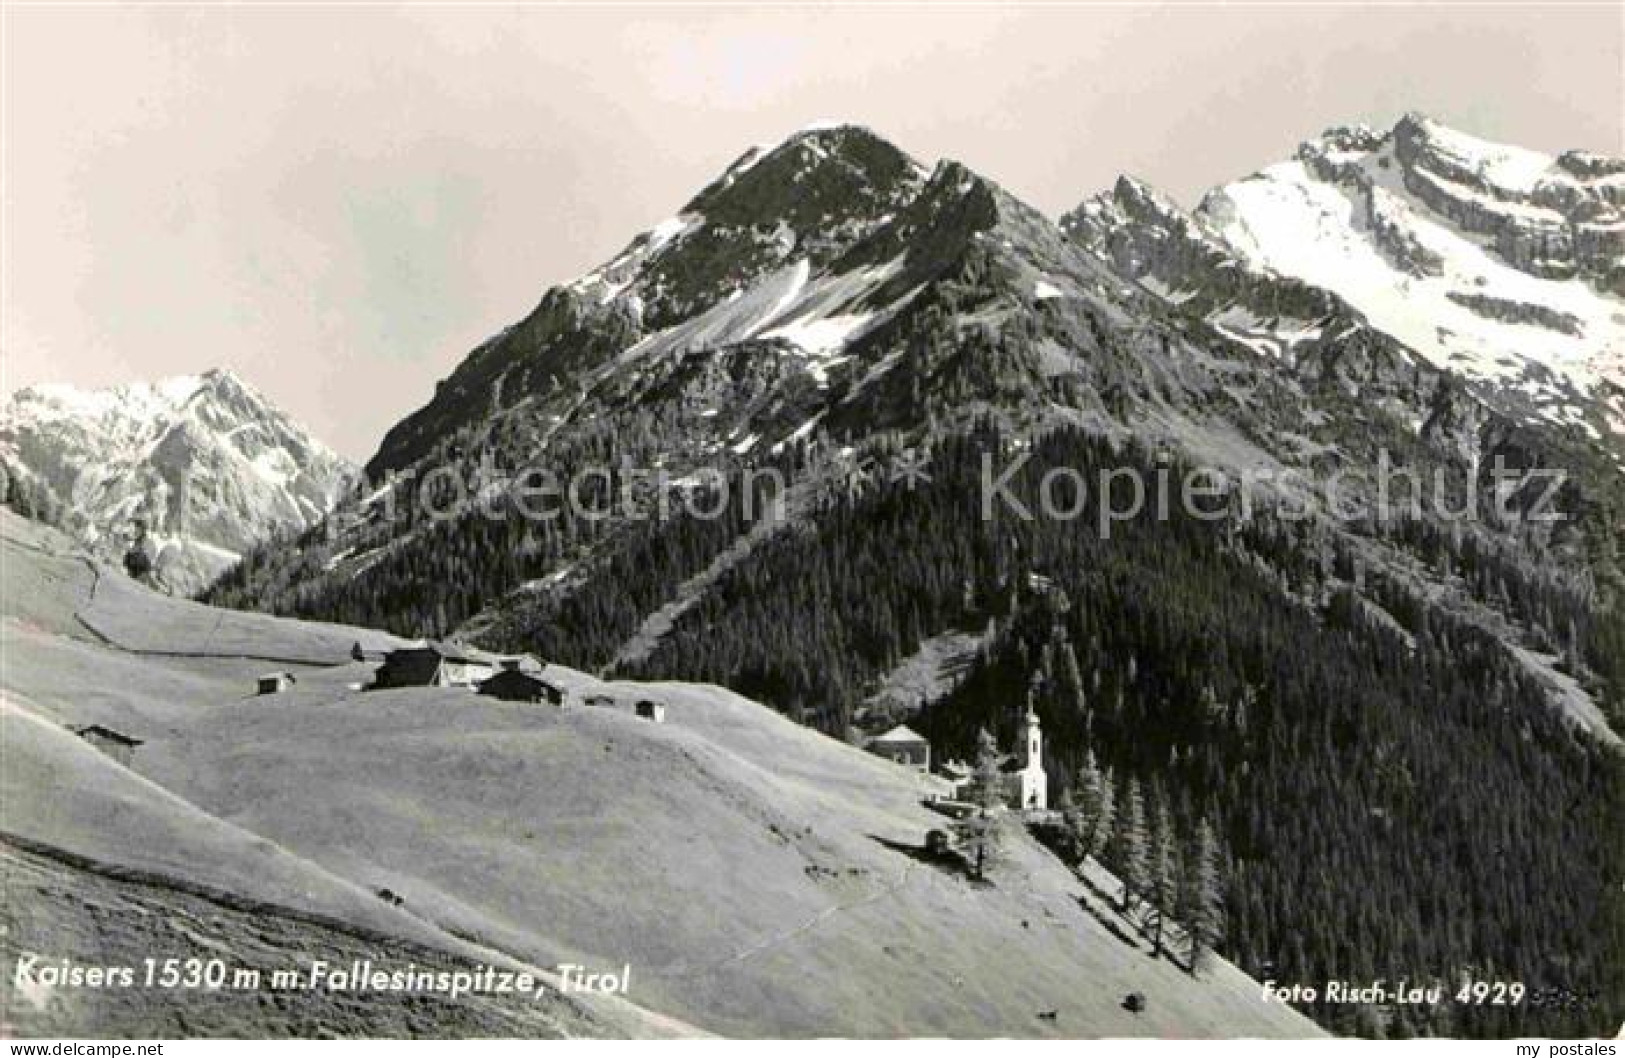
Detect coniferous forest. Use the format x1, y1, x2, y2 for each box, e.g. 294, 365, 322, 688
13, 29, 1625, 1041
205, 423, 1624, 1038
639, 429, 1622, 1038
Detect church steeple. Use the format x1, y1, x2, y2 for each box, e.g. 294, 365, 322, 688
1024, 700, 1042, 768
1012, 695, 1047, 812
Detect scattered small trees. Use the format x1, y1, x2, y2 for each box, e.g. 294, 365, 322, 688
1090, 770, 1224, 974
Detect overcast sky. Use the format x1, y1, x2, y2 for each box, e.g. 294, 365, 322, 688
4, 4, 1620, 461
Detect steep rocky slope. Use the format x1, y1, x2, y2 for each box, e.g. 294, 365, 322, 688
1, 369, 353, 595
1067, 114, 1625, 441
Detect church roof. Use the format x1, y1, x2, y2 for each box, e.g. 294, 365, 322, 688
868, 724, 928, 745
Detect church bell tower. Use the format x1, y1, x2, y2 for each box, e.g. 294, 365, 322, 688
1020, 704, 1047, 811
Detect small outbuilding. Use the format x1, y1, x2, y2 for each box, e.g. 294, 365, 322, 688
635, 700, 666, 723
73, 724, 143, 768
938, 759, 972, 785
866, 724, 931, 772
257, 671, 297, 695
477, 669, 565, 705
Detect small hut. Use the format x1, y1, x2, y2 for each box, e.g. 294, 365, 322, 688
257, 671, 297, 695
73, 725, 143, 768
635, 700, 666, 723
477, 669, 565, 705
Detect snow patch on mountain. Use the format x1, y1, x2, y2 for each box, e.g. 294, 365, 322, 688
1, 369, 353, 595
1194, 116, 1624, 435
1203, 158, 1622, 394
763, 313, 876, 356
569, 212, 705, 307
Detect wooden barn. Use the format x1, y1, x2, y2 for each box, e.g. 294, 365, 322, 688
73, 724, 143, 768
371, 642, 503, 690
477, 669, 565, 705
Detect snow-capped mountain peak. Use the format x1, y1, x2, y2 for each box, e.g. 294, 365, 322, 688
1068, 113, 1625, 440
1, 369, 353, 594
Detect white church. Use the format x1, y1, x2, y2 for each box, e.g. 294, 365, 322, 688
998, 705, 1049, 812
937, 705, 1050, 813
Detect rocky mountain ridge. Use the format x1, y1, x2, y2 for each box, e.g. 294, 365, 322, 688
1068, 113, 1625, 442
1, 368, 353, 595
194, 115, 1625, 1037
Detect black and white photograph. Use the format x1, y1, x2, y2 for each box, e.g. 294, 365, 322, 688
0, 1, 1621, 1044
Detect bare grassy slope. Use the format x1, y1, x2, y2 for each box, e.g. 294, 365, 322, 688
79, 570, 406, 663
0, 843, 593, 1039
0, 696, 698, 1039
154, 680, 1316, 1036
1, 509, 406, 662
0, 510, 1318, 1038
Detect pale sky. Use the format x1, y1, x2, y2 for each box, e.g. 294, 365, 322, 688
4, 4, 1620, 461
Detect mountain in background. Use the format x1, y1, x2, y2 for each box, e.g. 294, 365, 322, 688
1066, 112, 1624, 441
203, 118, 1624, 1036
1, 368, 353, 596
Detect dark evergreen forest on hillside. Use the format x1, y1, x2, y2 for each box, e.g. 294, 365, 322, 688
204, 426, 1624, 1036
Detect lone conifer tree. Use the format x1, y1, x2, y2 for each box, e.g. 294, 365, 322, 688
1071, 750, 1112, 864
956, 727, 1006, 880
1183, 817, 1226, 975
1112, 776, 1149, 912
1149, 792, 1179, 955
1096, 766, 1116, 863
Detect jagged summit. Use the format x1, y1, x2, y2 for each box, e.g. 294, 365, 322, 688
1198, 111, 1625, 297
16, 366, 242, 420
1068, 112, 1625, 440
565, 121, 928, 327
700, 122, 920, 199
1, 369, 353, 594
367, 126, 1038, 477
